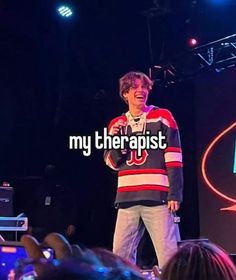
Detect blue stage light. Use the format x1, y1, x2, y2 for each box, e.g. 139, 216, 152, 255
57, 5, 73, 17
208, 0, 231, 4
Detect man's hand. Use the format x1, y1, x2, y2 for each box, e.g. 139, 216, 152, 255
109, 120, 127, 135
167, 200, 180, 212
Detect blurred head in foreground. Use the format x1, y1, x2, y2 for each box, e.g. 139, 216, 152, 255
161, 241, 236, 280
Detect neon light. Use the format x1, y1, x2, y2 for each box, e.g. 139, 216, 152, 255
234, 138, 236, 173
201, 122, 236, 203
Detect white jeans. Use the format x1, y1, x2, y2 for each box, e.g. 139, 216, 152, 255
113, 205, 180, 268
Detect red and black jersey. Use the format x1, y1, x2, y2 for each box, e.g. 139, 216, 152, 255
104, 106, 183, 204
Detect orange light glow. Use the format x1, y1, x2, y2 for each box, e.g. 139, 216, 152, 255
201, 122, 236, 203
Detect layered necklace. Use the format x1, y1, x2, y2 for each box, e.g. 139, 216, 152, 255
126, 106, 154, 133
126, 112, 146, 133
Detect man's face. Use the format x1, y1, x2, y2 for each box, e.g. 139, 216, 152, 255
123, 78, 149, 108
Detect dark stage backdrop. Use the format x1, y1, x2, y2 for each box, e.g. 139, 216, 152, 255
5, 79, 200, 251
0, 0, 200, 250
195, 68, 236, 252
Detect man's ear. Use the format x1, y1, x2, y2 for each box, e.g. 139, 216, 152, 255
123, 92, 128, 101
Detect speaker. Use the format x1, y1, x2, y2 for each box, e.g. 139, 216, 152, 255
0, 186, 14, 240
0, 187, 13, 216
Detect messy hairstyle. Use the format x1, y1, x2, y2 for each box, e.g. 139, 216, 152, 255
161, 241, 236, 280
119, 71, 153, 103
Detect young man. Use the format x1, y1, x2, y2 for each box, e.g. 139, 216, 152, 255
104, 71, 183, 269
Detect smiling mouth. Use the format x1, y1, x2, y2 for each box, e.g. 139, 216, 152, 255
136, 96, 145, 100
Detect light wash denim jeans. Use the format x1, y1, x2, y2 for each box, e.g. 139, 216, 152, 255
113, 205, 180, 268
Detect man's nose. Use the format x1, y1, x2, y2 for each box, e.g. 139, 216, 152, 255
137, 85, 143, 91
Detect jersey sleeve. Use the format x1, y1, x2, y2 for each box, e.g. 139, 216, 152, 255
162, 110, 184, 202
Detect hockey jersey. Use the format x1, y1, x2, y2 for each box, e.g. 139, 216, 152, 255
104, 106, 183, 204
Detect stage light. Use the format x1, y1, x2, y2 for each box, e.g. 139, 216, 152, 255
188, 38, 198, 48
57, 5, 73, 17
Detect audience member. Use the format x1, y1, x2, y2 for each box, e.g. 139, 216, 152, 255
20, 233, 145, 280
161, 241, 236, 280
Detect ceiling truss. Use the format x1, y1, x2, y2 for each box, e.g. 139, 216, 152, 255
150, 34, 236, 87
